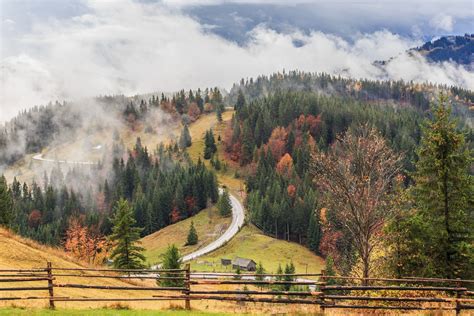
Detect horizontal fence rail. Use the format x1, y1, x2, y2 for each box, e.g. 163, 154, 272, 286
0, 264, 472, 314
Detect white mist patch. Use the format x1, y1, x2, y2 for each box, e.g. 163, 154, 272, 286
1, 0, 473, 122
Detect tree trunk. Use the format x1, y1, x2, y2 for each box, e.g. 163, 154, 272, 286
362, 255, 370, 286
443, 169, 452, 278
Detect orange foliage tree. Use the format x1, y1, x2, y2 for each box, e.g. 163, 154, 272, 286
187, 102, 201, 122
276, 153, 294, 178
28, 210, 42, 228
64, 217, 110, 264
266, 127, 287, 161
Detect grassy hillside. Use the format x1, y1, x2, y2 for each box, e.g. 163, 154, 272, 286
187, 110, 245, 200
141, 206, 231, 265
189, 225, 324, 275
0, 228, 186, 310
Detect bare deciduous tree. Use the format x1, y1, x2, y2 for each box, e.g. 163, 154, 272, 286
311, 125, 402, 281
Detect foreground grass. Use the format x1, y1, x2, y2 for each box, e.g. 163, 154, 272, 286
0, 308, 243, 316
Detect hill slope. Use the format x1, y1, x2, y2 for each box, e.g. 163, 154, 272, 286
0, 228, 179, 310
141, 206, 232, 265
190, 225, 325, 275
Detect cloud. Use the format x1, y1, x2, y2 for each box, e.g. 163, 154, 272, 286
430, 14, 454, 32
0, 0, 472, 122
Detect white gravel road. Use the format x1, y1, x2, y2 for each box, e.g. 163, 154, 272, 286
181, 189, 245, 262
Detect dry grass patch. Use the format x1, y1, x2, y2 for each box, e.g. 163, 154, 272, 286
190, 225, 324, 276
141, 206, 232, 265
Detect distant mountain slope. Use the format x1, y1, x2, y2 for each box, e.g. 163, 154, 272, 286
414, 34, 473, 66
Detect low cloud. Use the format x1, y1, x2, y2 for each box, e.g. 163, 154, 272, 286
430, 14, 454, 32
1, 0, 472, 122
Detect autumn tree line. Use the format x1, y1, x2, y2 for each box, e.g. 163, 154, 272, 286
224, 87, 472, 280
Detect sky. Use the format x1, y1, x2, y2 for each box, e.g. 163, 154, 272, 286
1, 0, 473, 122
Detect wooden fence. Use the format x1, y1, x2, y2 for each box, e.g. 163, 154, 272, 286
0, 263, 473, 314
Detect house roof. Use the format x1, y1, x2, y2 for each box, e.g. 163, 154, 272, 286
232, 257, 256, 266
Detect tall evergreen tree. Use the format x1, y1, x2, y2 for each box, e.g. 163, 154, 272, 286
307, 211, 321, 254
204, 129, 217, 159
395, 95, 474, 279
0, 175, 13, 226
179, 124, 192, 149
235, 89, 246, 111
109, 198, 146, 269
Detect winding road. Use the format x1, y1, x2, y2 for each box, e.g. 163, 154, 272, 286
182, 189, 245, 262
32, 153, 97, 165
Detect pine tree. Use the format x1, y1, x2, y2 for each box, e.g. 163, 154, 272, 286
235, 89, 246, 111
274, 264, 284, 291
283, 262, 295, 291
109, 198, 146, 269
255, 262, 265, 281
185, 221, 198, 246
204, 129, 217, 159
160, 244, 183, 286
0, 175, 13, 226
398, 95, 474, 279
216, 104, 223, 122
218, 189, 232, 217
179, 124, 192, 149
325, 255, 337, 285
307, 212, 321, 254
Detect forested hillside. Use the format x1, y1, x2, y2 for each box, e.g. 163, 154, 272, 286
226, 71, 474, 126
222, 73, 473, 279
1, 141, 218, 252
0, 71, 472, 280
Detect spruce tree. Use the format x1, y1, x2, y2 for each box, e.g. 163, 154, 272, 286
218, 189, 232, 217
307, 212, 321, 254
160, 244, 183, 286
255, 262, 265, 281
179, 124, 192, 149
401, 95, 473, 279
185, 221, 198, 246
109, 198, 146, 269
0, 175, 13, 226
203, 129, 217, 159
235, 89, 246, 111
325, 255, 337, 285
274, 264, 284, 291
283, 262, 295, 291
216, 104, 223, 122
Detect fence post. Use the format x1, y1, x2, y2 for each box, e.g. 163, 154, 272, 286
46, 262, 55, 309
185, 264, 191, 310
319, 269, 326, 313
455, 278, 462, 316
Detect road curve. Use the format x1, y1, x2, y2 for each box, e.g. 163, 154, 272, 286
32, 153, 97, 165
182, 189, 244, 262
